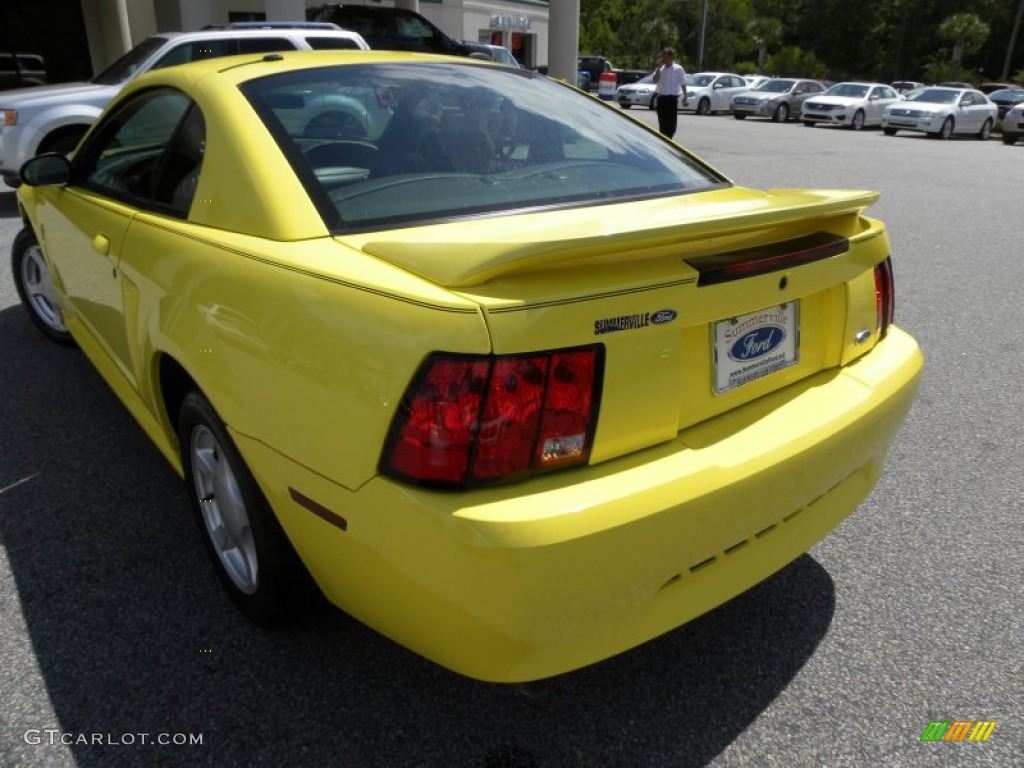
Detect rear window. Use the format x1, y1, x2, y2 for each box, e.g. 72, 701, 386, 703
241, 63, 727, 232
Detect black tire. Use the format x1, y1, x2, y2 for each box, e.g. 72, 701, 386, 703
935, 117, 954, 139
11, 228, 74, 345
619, 103, 631, 110
179, 390, 317, 627
697, 98, 711, 116
978, 118, 992, 140
1003, 133, 1020, 145
733, 113, 746, 120
803, 120, 815, 127
649, 95, 656, 111
850, 110, 865, 131
772, 102, 789, 122
883, 127, 898, 136
37, 125, 88, 156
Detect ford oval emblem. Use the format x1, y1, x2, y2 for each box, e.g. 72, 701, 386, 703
651, 309, 677, 325
729, 326, 785, 361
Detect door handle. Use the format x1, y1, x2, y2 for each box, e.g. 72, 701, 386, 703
91, 233, 110, 255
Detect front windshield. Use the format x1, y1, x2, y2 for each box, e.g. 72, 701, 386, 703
755, 79, 795, 93
908, 88, 960, 104
242, 63, 727, 232
691, 75, 715, 87
826, 83, 869, 98
92, 37, 166, 85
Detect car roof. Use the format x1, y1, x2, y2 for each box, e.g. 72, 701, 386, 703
153, 27, 363, 42
123, 49, 502, 92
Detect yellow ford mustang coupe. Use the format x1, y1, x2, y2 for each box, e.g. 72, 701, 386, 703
12, 51, 922, 682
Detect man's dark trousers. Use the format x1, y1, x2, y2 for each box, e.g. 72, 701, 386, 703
656, 95, 679, 138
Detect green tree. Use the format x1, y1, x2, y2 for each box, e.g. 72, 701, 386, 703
580, 0, 689, 69
763, 46, 828, 78
939, 12, 990, 69
746, 16, 782, 71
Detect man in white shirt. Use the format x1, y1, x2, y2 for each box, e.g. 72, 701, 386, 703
652, 47, 688, 139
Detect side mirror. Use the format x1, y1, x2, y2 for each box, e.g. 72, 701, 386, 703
19, 153, 73, 186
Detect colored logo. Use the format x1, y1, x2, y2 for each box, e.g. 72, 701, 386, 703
651, 309, 677, 325
728, 326, 785, 362
920, 721, 997, 742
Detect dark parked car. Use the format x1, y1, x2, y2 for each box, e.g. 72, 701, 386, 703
307, 5, 468, 55
987, 88, 1024, 118
979, 82, 1017, 95
0, 52, 46, 89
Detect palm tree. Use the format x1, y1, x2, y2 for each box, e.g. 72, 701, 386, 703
938, 13, 990, 70
746, 17, 782, 73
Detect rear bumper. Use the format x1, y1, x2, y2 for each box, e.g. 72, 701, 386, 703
236, 327, 922, 682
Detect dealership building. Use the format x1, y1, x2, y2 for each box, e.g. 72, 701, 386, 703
0, 1, 558, 86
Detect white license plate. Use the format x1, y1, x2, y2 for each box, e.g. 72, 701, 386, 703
713, 302, 799, 394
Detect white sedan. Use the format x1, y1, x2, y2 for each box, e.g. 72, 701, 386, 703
682, 72, 748, 115
615, 73, 657, 110
882, 87, 997, 139
802, 82, 902, 130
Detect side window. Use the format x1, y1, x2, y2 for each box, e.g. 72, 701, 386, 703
236, 37, 298, 54
151, 39, 234, 70
75, 88, 201, 215
305, 36, 363, 50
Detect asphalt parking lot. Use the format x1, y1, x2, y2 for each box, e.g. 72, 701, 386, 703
1, 108, 1022, 767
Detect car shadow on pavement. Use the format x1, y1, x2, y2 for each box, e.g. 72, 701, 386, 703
0, 304, 836, 768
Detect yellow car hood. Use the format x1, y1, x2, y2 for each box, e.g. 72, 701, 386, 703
349, 186, 879, 288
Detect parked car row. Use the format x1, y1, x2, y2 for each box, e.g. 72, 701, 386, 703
616, 73, 1018, 144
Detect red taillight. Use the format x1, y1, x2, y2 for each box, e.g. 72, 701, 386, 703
382, 347, 603, 488
874, 257, 895, 339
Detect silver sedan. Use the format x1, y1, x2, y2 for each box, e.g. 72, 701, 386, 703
882, 87, 997, 139
802, 82, 902, 130
615, 73, 657, 110
730, 78, 826, 122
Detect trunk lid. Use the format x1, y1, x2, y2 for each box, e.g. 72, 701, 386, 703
345, 186, 889, 464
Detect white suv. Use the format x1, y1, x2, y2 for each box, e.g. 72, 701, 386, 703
0, 23, 368, 186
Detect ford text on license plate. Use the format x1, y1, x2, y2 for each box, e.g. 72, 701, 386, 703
713, 302, 799, 394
